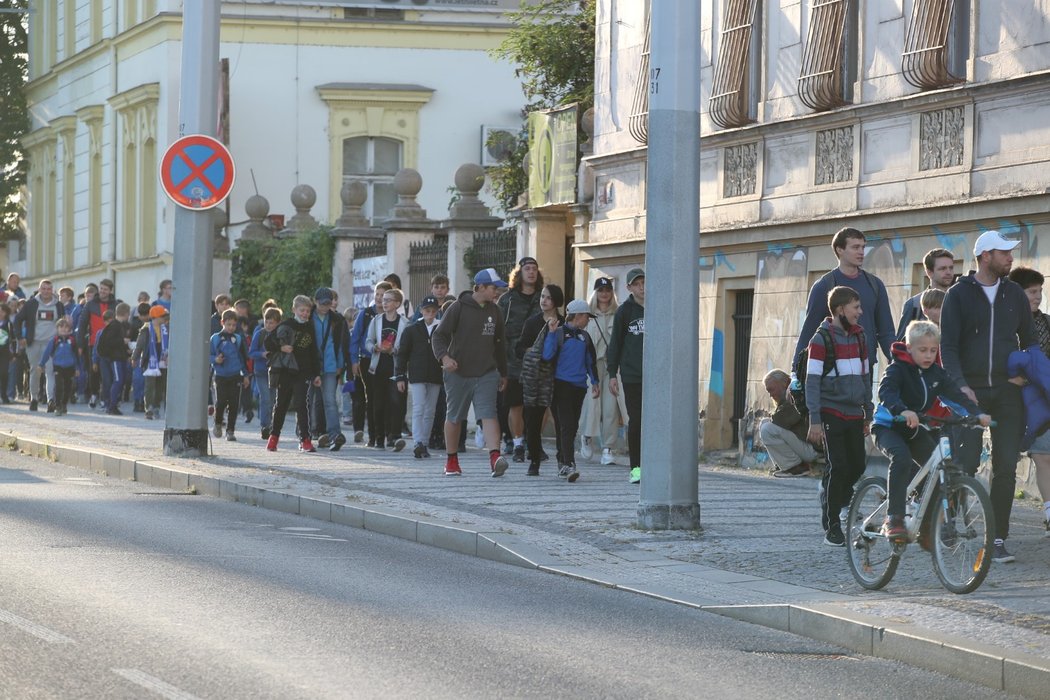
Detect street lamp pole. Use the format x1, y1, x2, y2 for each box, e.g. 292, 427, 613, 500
162, 0, 220, 456
637, 0, 702, 529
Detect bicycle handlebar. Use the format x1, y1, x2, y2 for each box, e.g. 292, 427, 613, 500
890, 413, 996, 428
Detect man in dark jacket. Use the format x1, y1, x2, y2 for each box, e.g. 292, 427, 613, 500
941, 230, 1034, 564
895, 248, 956, 340
433, 268, 510, 478
760, 369, 818, 477
76, 278, 116, 407
310, 287, 349, 451
607, 267, 645, 484
496, 257, 542, 461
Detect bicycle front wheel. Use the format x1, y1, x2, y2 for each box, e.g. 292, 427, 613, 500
931, 475, 994, 594
846, 476, 899, 590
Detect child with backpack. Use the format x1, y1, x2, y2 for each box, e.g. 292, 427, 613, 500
802, 286, 873, 546
39, 318, 77, 415
543, 299, 600, 483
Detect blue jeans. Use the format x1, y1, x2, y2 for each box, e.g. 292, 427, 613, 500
254, 369, 273, 429
309, 372, 342, 439
103, 360, 128, 409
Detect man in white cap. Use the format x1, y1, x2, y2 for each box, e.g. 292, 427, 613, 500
941, 229, 1033, 564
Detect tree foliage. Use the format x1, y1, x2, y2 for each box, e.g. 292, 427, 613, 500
0, 0, 29, 242
488, 0, 595, 211
230, 227, 336, 311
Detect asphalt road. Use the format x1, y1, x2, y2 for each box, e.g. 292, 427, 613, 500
0, 454, 1016, 699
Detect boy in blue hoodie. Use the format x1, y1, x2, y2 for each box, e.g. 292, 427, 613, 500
40, 318, 78, 416
249, 306, 281, 440
210, 308, 250, 441
872, 321, 989, 541
543, 299, 599, 483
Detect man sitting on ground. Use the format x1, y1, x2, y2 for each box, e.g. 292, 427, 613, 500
759, 369, 819, 478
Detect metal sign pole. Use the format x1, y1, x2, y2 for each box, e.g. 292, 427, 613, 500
163, 0, 221, 456
637, 0, 702, 529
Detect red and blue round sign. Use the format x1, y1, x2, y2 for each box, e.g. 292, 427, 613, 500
159, 134, 235, 210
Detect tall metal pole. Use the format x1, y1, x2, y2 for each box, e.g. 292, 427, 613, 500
637, 0, 702, 529
163, 0, 220, 456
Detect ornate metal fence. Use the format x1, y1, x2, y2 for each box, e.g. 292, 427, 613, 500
467, 228, 517, 280
353, 238, 386, 260
408, 236, 448, 304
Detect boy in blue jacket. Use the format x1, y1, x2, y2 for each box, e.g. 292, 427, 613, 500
210, 309, 250, 441
40, 318, 78, 416
872, 320, 989, 541
249, 306, 281, 440
543, 299, 599, 483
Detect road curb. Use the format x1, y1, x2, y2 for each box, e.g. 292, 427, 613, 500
5, 429, 1050, 695
703, 603, 1050, 697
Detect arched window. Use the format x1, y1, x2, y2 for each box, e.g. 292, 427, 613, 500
342, 136, 402, 224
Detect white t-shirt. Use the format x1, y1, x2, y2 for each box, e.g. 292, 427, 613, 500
979, 279, 999, 305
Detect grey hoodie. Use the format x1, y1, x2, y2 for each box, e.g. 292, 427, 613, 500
432, 291, 508, 378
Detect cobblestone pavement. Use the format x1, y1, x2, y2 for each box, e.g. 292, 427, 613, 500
3, 400, 1050, 665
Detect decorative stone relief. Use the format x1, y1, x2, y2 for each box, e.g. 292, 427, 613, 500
815, 126, 853, 185
723, 142, 757, 198
919, 106, 964, 171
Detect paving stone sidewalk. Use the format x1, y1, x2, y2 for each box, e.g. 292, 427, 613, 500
2, 401, 1050, 691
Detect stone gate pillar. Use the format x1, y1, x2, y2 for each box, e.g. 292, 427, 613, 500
441, 163, 502, 295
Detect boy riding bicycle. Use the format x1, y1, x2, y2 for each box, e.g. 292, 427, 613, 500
872, 320, 990, 542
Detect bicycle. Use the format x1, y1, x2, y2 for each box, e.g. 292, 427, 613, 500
845, 412, 995, 594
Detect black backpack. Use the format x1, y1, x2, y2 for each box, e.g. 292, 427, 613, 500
790, 327, 836, 412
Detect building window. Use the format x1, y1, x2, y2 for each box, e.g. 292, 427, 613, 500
902, 0, 969, 90
815, 125, 853, 185
342, 136, 402, 224
109, 84, 159, 261
798, 0, 857, 112
628, 0, 651, 145
710, 0, 762, 129
723, 142, 757, 198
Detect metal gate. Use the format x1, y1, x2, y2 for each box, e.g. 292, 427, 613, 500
408, 236, 448, 305
468, 228, 517, 279
353, 238, 386, 260
731, 289, 754, 446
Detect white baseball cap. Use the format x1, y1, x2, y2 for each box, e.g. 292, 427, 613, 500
973, 230, 1020, 257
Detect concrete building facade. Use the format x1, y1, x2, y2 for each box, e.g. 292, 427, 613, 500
20, 0, 523, 298
572, 0, 1050, 452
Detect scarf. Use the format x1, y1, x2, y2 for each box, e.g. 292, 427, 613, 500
145, 322, 169, 376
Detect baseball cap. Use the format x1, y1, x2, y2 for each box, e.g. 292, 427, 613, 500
517, 256, 538, 268
626, 267, 645, 285
565, 299, 596, 317
149, 305, 168, 319
419, 295, 439, 309
313, 287, 335, 303
973, 230, 1020, 257
474, 268, 508, 288
593, 277, 613, 291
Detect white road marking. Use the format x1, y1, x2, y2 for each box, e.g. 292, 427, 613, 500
111, 669, 202, 700
285, 534, 348, 542
278, 527, 321, 531
0, 609, 74, 643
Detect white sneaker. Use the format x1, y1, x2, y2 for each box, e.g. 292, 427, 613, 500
600, 448, 616, 465
580, 438, 593, 460
474, 429, 485, 448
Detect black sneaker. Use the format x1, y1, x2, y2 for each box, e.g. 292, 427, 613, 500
133, 401, 145, 413
47, 400, 55, 413
29, 400, 38, 412
526, 464, 540, 476
422, 446, 431, 458
513, 444, 525, 463
317, 434, 333, 449
330, 433, 346, 452
354, 430, 365, 443
106, 407, 124, 416
245, 409, 254, 424
413, 442, 426, 459
502, 439, 513, 455
566, 464, 580, 483
392, 438, 406, 453
226, 432, 237, 442
823, 524, 845, 547
992, 541, 1015, 564
261, 426, 271, 440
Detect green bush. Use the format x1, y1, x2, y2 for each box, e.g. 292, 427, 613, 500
231, 227, 335, 310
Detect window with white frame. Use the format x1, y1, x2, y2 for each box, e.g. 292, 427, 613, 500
342, 136, 402, 224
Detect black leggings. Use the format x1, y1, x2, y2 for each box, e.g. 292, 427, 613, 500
214, 376, 242, 431
552, 381, 586, 466
272, 374, 310, 440
623, 381, 643, 469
